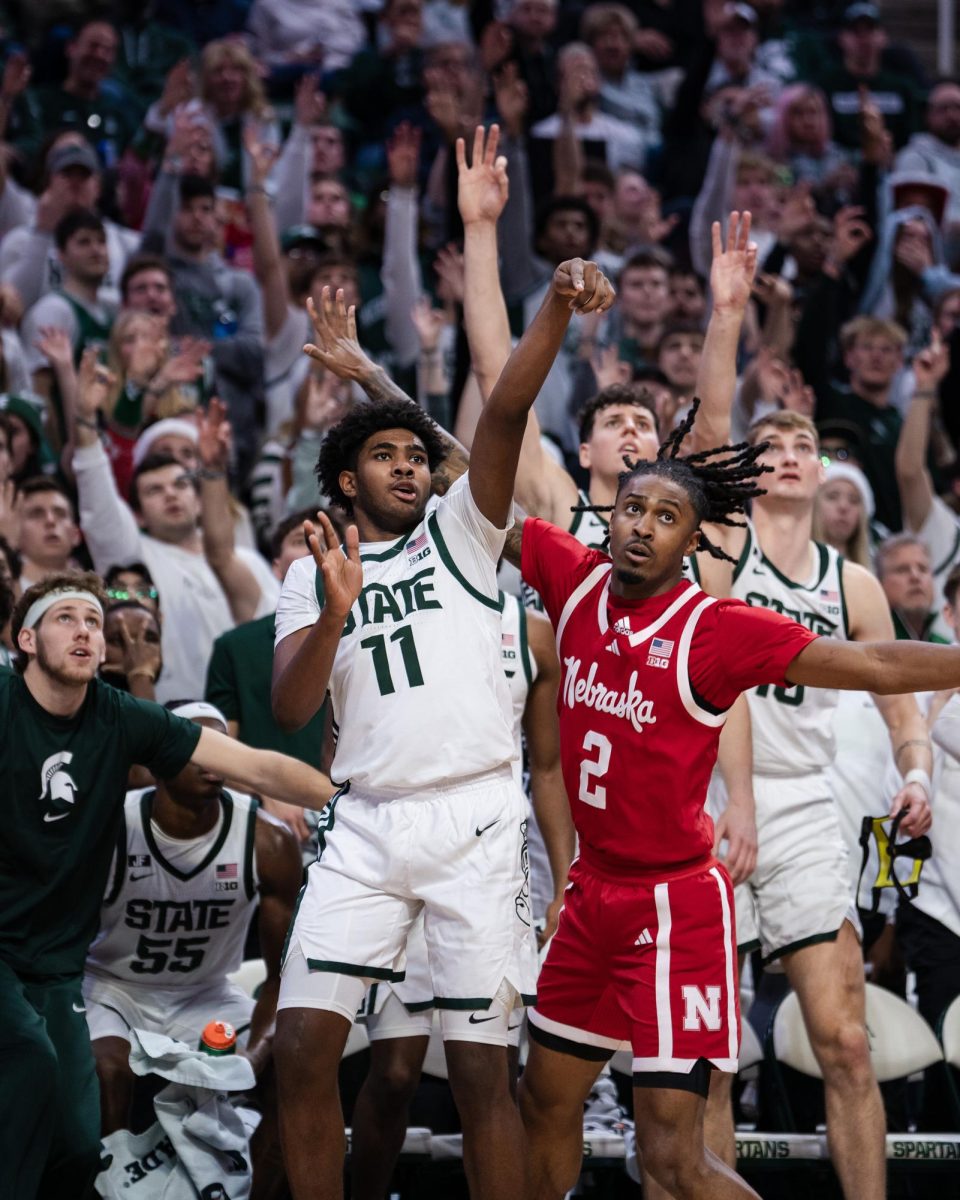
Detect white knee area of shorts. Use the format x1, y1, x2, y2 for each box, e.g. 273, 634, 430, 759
278, 944, 367, 1023
365, 992, 433, 1041
440, 978, 518, 1046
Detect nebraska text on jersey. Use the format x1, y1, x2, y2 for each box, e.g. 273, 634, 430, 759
562, 656, 657, 731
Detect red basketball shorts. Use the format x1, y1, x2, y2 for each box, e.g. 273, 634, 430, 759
528, 857, 740, 1083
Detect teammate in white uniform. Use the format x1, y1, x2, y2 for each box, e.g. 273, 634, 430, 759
690, 215, 934, 1200
84, 701, 303, 1140
270, 123, 614, 1200
894, 331, 957, 641
349, 595, 574, 1200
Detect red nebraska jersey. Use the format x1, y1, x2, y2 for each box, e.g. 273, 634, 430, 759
522, 519, 819, 876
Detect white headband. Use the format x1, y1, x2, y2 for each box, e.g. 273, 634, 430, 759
24, 589, 104, 630
132, 419, 200, 468
169, 700, 228, 731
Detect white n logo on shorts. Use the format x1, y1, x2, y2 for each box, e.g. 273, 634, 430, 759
681, 985, 722, 1031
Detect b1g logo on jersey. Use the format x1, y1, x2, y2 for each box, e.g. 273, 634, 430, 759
405, 531, 432, 564
681, 984, 722, 1031
39, 750, 80, 823
646, 637, 674, 670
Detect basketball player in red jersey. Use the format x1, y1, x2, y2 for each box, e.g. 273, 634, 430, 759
501, 411, 955, 1200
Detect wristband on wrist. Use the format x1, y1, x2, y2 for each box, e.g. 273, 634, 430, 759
913, 389, 936, 400
902, 768, 931, 800
198, 466, 227, 481
75, 416, 99, 430
126, 667, 157, 682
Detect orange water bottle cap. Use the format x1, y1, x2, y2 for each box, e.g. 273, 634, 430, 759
199, 1019, 237, 1055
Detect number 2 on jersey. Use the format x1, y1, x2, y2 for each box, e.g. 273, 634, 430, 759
360, 625, 424, 696
579, 730, 612, 809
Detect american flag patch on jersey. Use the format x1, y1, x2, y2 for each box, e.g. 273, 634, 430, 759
406, 532, 428, 555
502, 632, 515, 647
650, 637, 675, 658
216, 863, 238, 879
820, 588, 839, 603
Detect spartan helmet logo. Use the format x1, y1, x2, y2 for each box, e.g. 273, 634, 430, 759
39, 750, 79, 818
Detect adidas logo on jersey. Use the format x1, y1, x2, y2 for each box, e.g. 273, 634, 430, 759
613, 617, 632, 635
635, 928, 653, 946
606, 641, 621, 655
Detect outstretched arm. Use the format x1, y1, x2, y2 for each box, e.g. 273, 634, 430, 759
894, 332, 949, 533
459, 123, 580, 527
687, 210, 757, 456
198, 398, 263, 624
470, 249, 614, 525
786, 637, 960, 703
191, 727, 337, 809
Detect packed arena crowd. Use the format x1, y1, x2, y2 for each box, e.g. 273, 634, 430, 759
1, 1, 960, 1198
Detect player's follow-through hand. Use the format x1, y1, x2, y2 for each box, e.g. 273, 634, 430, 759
552, 259, 616, 314
304, 511, 363, 622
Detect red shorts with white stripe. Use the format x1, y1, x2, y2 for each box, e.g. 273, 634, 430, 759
528, 856, 740, 1085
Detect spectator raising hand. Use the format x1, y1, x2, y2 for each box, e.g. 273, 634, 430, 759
386, 122, 422, 190
456, 124, 509, 227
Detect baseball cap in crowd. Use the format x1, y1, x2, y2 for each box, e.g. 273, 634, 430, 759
842, 2, 882, 25
132, 418, 199, 468
281, 225, 330, 254
47, 141, 100, 176
720, 3, 758, 27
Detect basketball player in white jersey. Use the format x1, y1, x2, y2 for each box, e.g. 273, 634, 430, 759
688, 217, 933, 1200
270, 126, 613, 1200
350, 596, 574, 1200
84, 701, 304, 1143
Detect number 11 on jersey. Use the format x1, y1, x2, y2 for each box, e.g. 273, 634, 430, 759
579, 730, 612, 809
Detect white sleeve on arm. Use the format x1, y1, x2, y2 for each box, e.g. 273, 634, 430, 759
918, 495, 960, 574
72, 440, 144, 571
382, 186, 423, 369
433, 474, 508, 600
0, 227, 53, 310
274, 554, 321, 646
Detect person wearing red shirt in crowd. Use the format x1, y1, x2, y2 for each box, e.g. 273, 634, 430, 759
502, 401, 948, 1199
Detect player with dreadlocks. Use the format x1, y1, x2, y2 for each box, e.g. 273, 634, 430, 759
501, 367, 960, 1197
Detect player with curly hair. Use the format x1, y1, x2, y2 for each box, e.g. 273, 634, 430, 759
269, 122, 616, 1200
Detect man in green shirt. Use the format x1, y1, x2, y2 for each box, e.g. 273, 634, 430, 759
0, 571, 332, 1200
877, 533, 952, 644
10, 19, 141, 168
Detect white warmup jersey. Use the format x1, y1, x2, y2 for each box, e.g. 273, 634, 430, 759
86, 788, 260, 988
724, 522, 850, 776
275, 476, 515, 791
